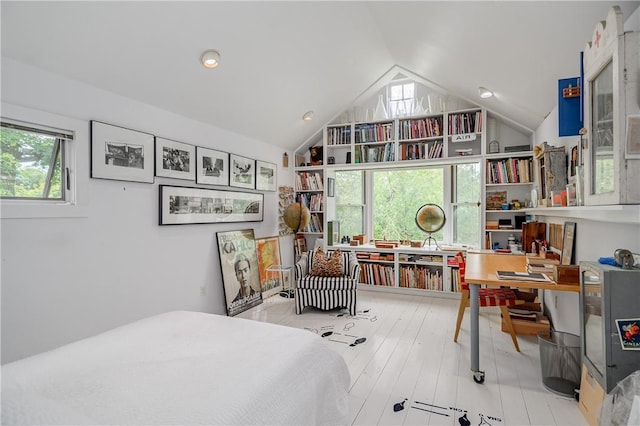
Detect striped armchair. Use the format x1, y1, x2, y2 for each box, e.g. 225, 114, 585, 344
294, 249, 361, 315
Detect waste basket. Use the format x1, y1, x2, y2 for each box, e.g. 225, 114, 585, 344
538, 330, 581, 397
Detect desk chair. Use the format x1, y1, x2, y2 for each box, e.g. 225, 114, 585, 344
453, 252, 525, 352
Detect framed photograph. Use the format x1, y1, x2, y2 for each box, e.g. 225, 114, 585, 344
196, 147, 229, 186
327, 177, 335, 197
230, 154, 255, 189
216, 229, 263, 316
255, 160, 277, 191
159, 185, 263, 225
155, 137, 195, 180
486, 190, 507, 210
569, 145, 578, 180
255, 235, 284, 298
561, 221, 576, 265
90, 120, 155, 183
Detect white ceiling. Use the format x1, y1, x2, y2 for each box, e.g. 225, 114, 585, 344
2, 1, 638, 151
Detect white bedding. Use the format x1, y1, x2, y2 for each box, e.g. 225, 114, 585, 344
1, 311, 350, 425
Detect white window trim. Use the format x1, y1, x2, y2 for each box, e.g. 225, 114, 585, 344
1, 103, 88, 219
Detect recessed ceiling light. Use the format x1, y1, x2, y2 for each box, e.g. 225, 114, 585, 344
302, 111, 314, 121
479, 87, 494, 99
201, 50, 220, 68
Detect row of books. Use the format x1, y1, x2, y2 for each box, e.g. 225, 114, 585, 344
399, 117, 443, 139
360, 263, 395, 286
300, 193, 323, 212
354, 122, 394, 143
487, 157, 533, 184
327, 125, 351, 145
448, 111, 483, 135
354, 143, 395, 163
356, 252, 394, 261
399, 141, 443, 160
295, 171, 323, 191
399, 266, 447, 291
302, 213, 323, 233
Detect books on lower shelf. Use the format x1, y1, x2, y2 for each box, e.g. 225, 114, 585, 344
496, 270, 552, 282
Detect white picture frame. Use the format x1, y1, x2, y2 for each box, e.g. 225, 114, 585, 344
230, 154, 255, 190
90, 120, 155, 183
255, 160, 277, 191
196, 147, 229, 186
155, 137, 196, 180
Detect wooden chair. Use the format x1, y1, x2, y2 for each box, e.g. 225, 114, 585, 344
453, 252, 525, 352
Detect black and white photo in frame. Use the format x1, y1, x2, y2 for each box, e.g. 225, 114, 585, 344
155, 138, 195, 180
229, 154, 255, 189
196, 147, 229, 186
90, 120, 155, 183
255, 160, 276, 191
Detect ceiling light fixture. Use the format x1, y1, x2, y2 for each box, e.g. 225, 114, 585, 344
200, 50, 220, 68
302, 111, 314, 121
478, 87, 494, 99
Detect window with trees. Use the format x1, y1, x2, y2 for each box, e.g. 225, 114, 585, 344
335, 162, 481, 247
1, 121, 72, 200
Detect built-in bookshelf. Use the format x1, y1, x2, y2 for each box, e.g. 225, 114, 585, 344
398, 115, 444, 161
353, 120, 395, 164
447, 108, 483, 158
294, 167, 324, 246
331, 245, 460, 298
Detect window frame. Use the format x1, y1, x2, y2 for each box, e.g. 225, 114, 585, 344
0, 103, 88, 219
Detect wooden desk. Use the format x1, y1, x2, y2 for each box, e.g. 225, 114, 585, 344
464, 251, 580, 383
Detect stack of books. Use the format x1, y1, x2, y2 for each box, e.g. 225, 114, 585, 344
526, 255, 559, 274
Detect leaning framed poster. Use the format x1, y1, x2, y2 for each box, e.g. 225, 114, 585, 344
90, 120, 155, 183
229, 154, 255, 189
196, 147, 229, 186
216, 229, 263, 316
255, 235, 283, 298
159, 185, 263, 225
155, 137, 196, 180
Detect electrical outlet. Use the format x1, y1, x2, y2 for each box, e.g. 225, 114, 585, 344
200, 286, 206, 296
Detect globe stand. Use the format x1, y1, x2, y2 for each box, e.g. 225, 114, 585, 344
422, 234, 441, 250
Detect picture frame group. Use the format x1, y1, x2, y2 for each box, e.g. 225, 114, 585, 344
90, 120, 277, 191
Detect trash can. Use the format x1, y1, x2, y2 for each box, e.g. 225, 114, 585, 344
538, 330, 581, 397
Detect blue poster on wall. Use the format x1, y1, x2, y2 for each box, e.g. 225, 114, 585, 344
558, 76, 583, 137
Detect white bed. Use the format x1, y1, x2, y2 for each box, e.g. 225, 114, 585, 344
1, 311, 350, 425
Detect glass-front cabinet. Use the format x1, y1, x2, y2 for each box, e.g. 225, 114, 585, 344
582, 6, 640, 205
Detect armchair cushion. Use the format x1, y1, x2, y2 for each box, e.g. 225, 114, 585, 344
310, 249, 343, 277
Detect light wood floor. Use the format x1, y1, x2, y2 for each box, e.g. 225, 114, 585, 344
238, 289, 585, 426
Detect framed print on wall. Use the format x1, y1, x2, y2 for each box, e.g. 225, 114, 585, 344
255, 235, 283, 299
90, 120, 155, 183
255, 160, 276, 191
196, 147, 229, 186
230, 154, 255, 189
159, 185, 264, 225
155, 137, 196, 180
216, 229, 263, 316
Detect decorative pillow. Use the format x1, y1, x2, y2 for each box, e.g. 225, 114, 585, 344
310, 249, 344, 277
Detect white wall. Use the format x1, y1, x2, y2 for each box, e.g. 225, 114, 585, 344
533, 105, 640, 335
0, 58, 294, 363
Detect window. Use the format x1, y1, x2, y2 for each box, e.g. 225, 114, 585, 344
335, 170, 364, 238
335, 162, 481, 248
388, 82, 415, 118
372, 167, 444, 241
452, 163, 481, 247
1, 120, 71, 200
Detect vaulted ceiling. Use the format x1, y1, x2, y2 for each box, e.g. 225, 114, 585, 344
2, 1, 638, 151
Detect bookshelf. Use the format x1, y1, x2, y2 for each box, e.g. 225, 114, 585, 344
294, 166, 324, 250
446, 108, 483, 158
331, 244, 460, 298
398, 115, 444, 161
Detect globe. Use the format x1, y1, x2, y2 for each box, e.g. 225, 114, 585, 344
415, 204, 446, 248
283, 202, 310, 232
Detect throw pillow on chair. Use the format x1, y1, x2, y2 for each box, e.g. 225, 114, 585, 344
310, 249, 343, 277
